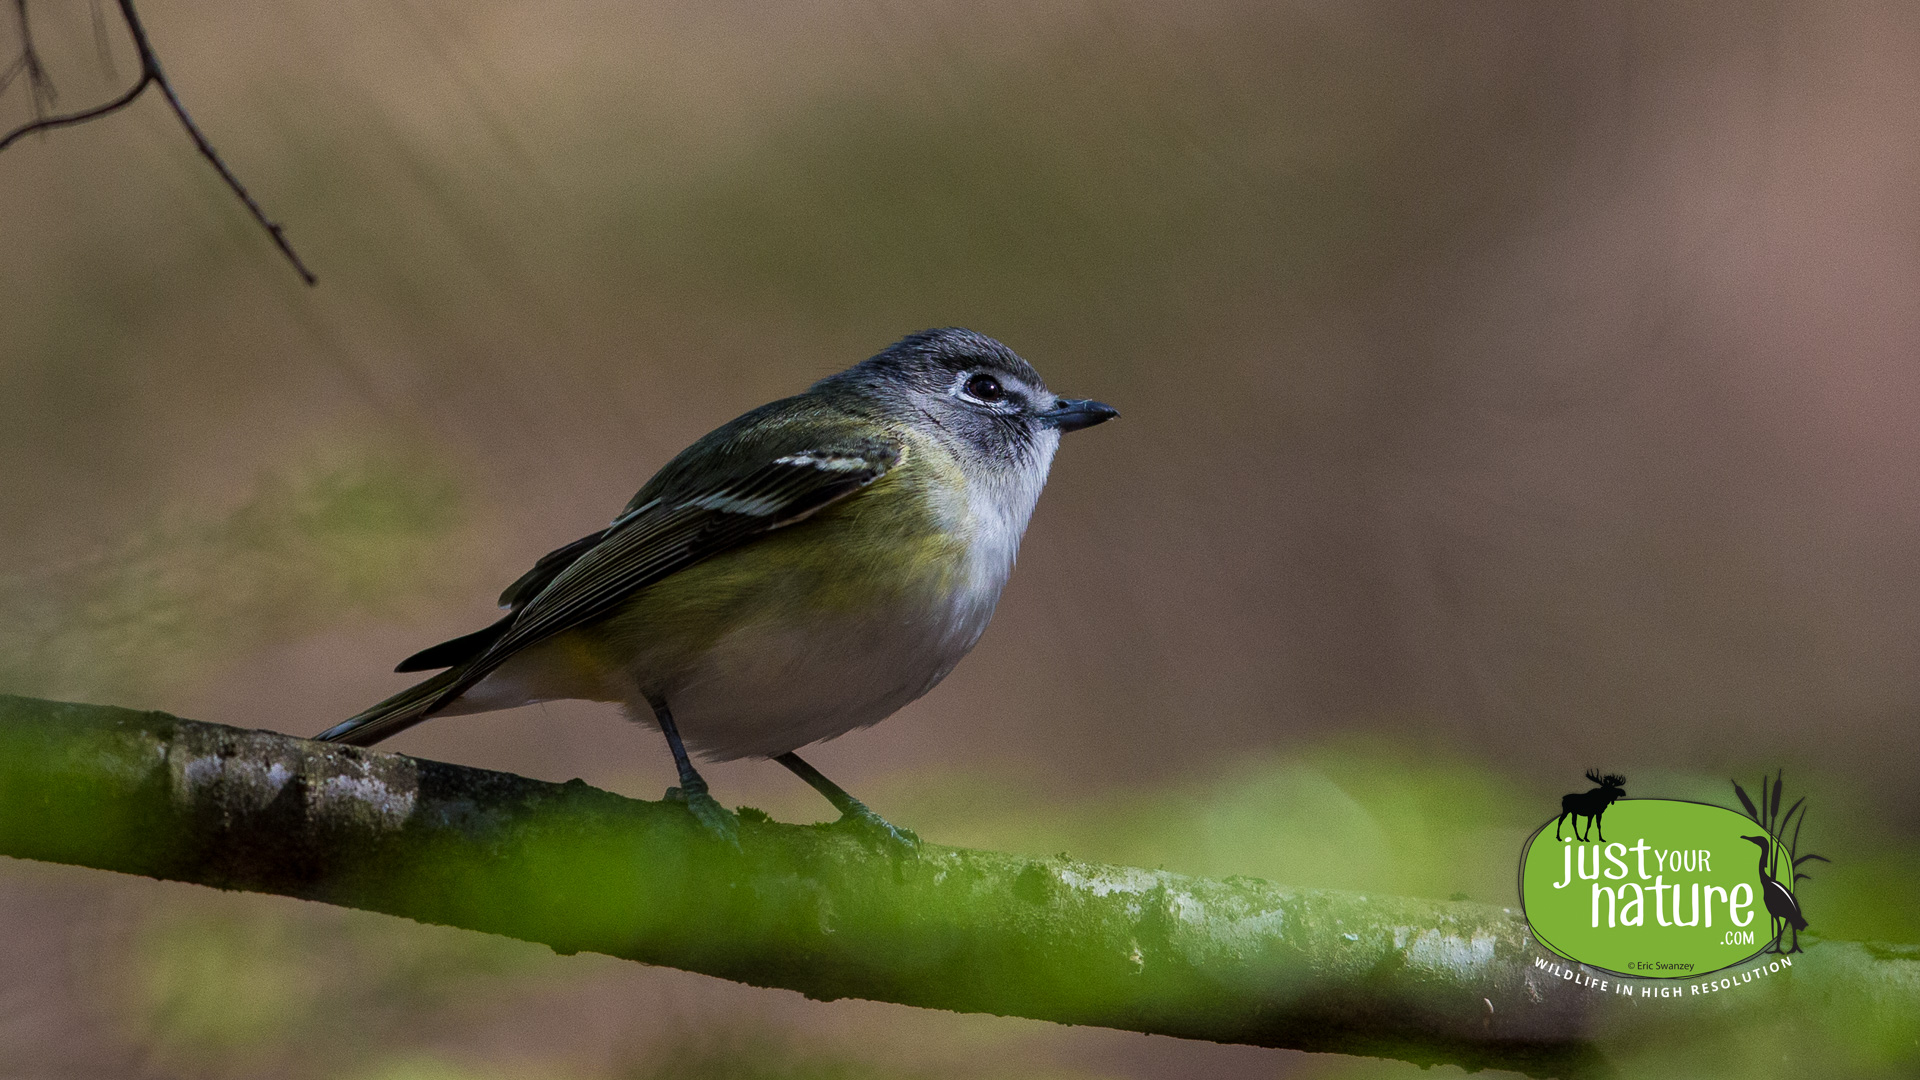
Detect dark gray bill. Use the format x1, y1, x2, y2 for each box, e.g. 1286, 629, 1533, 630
1040, 398, 1119, 432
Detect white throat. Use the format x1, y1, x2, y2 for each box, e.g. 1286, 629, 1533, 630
961, 427, 1060, 600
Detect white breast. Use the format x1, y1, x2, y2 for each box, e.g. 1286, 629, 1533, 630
668, 429, 1061, 761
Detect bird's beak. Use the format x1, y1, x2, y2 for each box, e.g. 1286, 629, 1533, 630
1039, 397, 1119, 432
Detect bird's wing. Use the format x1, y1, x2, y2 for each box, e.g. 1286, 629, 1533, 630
424, 435, 898, 712
499, 530, 609, 611
316, 400, 901, 747
485, 439, 899, 657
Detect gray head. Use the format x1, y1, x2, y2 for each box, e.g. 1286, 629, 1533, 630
812, 328, 1116, 469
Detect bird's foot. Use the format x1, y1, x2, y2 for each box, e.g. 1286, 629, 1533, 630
664, 783, 740, 847
829, 802, 920, 855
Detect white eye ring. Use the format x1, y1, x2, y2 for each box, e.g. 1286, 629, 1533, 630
956, 371, 1016, 407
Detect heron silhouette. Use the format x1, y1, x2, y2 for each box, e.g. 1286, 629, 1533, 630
1731, 770, 1828, 954
1741, 834, 1808, 953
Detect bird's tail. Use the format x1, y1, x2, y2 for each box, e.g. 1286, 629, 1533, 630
315, 667, 465, 747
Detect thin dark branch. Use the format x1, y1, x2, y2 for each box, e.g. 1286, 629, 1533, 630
6, 0, 57, 115
140, 56, 315, 283
0, 69, 149, 150
90, 0, 118, 82
0, 53, 31, 100
111, 0, 315, 284
0, 0, 316, 285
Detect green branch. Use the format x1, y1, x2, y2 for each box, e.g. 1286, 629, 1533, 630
2, 695, 1913, 1078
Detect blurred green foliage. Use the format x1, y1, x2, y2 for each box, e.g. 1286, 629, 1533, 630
126, 891, 548, 1077
0, 446, 466, 703
878, 744, 1920, 948
621, 1034, 938, 1080
1820, 852, 1920, 945
330, 1034, 1103, 1080
876, 740, 1540, 905
347, 1059, 551, 1080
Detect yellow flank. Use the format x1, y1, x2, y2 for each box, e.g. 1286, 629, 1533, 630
559, 425, 972, 695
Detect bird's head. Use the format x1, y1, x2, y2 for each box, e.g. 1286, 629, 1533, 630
816, 328, 1117, 475
1740, 835, 1772, 850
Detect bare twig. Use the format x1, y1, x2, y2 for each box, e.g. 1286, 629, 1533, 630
0, 0, 316, 285
89, 0, 118, 82
1, 0, 57, 115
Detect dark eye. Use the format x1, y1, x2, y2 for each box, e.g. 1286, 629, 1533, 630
965, 373, 1006, 403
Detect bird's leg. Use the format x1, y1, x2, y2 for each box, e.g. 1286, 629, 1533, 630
651, 699, 738, 845
775, 752, 918, 852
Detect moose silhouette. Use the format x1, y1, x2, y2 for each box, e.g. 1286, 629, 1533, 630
1555, 770, 1627, 842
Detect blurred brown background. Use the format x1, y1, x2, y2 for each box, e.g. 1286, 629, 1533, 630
4, 1, 1919, 1078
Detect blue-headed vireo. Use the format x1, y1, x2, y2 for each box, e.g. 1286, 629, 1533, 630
316, 328, 1116, 845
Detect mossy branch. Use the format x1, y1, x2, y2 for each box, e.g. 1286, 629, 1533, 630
2, 695, 1914, 1078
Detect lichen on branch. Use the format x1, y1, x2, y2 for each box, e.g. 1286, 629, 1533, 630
2, 695, 1914, 1078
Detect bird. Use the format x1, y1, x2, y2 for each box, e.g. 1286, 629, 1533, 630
1740, 834, 1808, 953
314, 328, 1117, 846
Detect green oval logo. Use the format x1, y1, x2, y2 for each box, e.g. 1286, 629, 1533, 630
1520, 799, 1785, 978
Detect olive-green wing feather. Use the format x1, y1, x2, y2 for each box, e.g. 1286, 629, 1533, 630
500, 530, 609, 611
488, 443, 898, 651
316, 423, 899, 747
